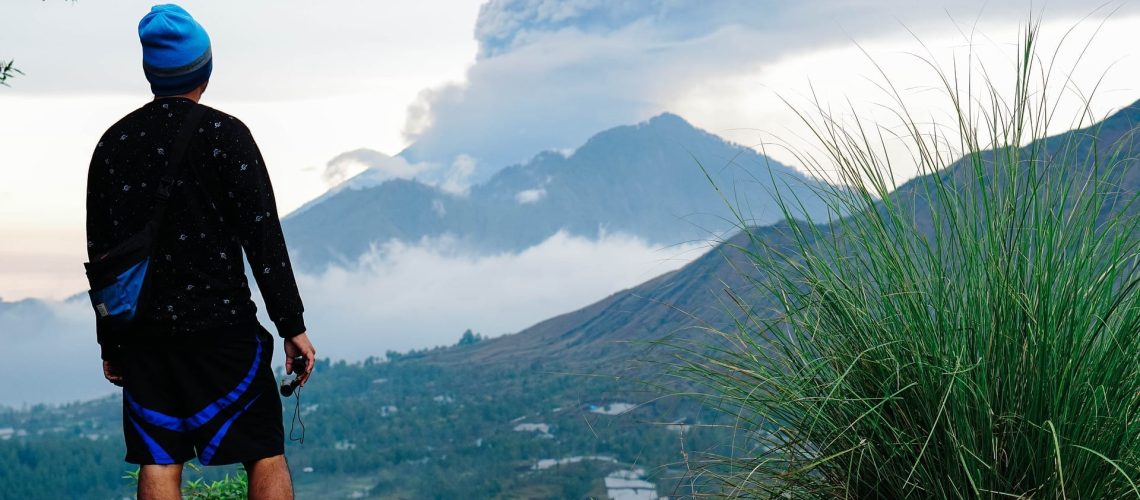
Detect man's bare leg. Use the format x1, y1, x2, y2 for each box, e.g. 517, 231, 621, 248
245, 454, 294, 500
138, 463, 184, 500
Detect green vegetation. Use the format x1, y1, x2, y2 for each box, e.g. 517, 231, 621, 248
675, 21, 1140, 497
457, 328, 484, 346
0, 339, 722, 498
122, 464, 248, 499
284, 357, 718, 498
0, 60, 22, 87
0, 437, 125, 499
183, 471, 248, 499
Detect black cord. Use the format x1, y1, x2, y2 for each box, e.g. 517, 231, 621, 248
289, 387, 305, 444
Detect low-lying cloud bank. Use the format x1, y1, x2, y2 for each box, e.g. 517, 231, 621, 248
288, 230, 706, 361
2, 231, 707, 405
1, 298, 104, 407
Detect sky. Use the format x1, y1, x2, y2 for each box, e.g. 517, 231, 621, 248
4, 1, 1140, 300
0, 0, 485, 299
5, 1, 1140, 404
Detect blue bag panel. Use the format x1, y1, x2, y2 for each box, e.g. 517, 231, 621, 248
89, 258, 150, 321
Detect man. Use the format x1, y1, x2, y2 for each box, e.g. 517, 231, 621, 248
85, 5, 316, 499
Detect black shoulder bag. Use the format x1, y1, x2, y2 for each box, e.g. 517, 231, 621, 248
84, 104, 206, 351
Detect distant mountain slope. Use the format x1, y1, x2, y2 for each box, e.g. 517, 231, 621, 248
282, 113, 838, 271
431, 98, 1140, 369
421, 224, 787, 369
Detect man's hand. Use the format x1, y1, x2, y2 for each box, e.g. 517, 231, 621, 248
284, 332, 316, 387
103, 360, 124, 386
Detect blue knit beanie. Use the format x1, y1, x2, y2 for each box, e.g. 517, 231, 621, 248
138, 4, 212, 96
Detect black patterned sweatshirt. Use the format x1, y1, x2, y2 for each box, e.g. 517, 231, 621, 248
86, 98, 306, 359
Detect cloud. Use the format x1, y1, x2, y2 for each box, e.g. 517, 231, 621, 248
474, 0, 655, 58
400, 0, 1134, 183
288, 230, 705, 362
288, 150, 443, 218
310, 149, 475, 203
0, 298, 110, 406
322, 149, 433, 187
1, 231, 706, 405
434, 154, 476, 195
515, 188, 546, 204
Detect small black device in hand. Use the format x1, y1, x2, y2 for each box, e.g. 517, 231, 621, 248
279, 355, 308, 397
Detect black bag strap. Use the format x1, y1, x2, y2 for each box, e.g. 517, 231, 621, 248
150, 103, 206, 230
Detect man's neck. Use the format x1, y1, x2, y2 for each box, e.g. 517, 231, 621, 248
154, 89, 203, 103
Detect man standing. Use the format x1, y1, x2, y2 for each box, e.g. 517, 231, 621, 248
86, 5, 315, 499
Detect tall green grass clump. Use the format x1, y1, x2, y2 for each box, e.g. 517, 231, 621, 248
676, 21, 1140, 498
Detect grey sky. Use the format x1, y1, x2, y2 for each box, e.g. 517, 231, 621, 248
401, 0, 1139, 181
1, 1, 482, 99
0, 0, 482, 299
3, 1, 1138, 301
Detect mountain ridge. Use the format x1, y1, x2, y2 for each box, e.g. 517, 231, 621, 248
282, 112, 839, 271
422, 98, 1140, 369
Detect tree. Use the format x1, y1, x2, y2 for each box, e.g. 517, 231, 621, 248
457, 329, 482, 346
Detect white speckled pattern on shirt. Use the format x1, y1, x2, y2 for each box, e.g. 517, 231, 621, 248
86, 98, 306, 345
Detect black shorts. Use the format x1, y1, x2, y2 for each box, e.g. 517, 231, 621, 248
119, 322, 283, 466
